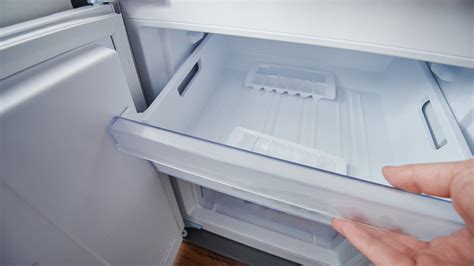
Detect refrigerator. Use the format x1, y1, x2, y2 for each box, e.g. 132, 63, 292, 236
1, 1, 473, 265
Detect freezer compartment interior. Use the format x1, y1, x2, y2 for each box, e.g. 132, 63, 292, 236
110, 32, 467, 241
199, 188, 343, 248
171, 179, 365, 265
142, 33, 471, 185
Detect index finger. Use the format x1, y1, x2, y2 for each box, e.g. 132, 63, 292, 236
382, 159, 473, 197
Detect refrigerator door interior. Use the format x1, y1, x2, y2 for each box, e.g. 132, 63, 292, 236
0, 5, 182, 266
108, 32, 471, 244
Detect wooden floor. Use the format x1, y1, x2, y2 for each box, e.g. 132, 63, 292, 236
173, 242, 247, 266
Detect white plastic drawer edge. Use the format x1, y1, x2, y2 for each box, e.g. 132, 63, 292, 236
107, 115, 464, 241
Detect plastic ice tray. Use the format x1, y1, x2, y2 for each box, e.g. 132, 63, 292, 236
245, 64, 336, 100
227, 127, 347, 175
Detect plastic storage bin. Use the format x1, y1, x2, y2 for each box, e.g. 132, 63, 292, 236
108, 33, 471, 243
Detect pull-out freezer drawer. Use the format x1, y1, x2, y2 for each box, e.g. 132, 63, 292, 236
171, 179, 363, 265
108, 34, 471, 241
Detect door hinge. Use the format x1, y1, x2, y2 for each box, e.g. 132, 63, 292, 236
87, 0, 121, 14
183, 219, 203, 230
87, 0, 117, 4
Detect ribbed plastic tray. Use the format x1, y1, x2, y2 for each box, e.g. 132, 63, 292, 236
227, 127, 347, 175
245, 64, 336, 100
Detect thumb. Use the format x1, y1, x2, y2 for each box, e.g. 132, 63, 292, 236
382, 160, 472, 198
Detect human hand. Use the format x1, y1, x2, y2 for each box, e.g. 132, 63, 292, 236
332, 159, 474, 265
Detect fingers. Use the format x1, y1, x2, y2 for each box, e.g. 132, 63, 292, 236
427, 229, 474, 263
383, 160, 474, 233
332, 218, 413, 265
382, 159, 473, 197
449, 166, 474, 235
367, 229, 418, 255
368, 225, 426, 252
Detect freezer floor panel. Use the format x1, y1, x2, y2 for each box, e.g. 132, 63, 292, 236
185, 69, 393, 184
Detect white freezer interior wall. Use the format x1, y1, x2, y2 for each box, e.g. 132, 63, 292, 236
0, 39, 181, 265
143, 35, 226, 133
432, 64, 474, 155
124, 23, 202, 104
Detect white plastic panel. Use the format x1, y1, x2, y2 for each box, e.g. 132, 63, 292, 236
120, 0, 474, 68
0, 0, 72, 27
0, 5, 147, 112
1, 43, 182, 266
1, 183, 104, 265
1, 6, 181, 265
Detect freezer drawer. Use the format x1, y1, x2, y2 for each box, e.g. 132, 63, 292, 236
108, 33, 471, 241
171, 179, 364, 265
